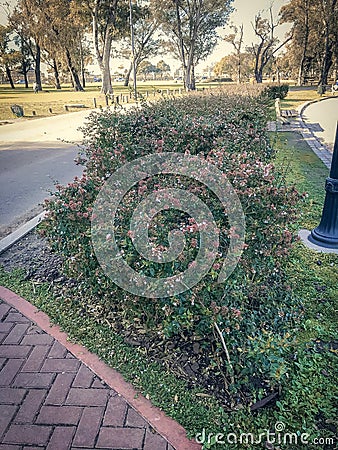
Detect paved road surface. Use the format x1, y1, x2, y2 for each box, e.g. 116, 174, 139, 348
302, 97, 338, 150
0, 110, 93, 237
0, 142, 83, 235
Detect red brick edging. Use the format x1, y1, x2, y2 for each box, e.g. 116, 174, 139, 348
0, 286, 201, 450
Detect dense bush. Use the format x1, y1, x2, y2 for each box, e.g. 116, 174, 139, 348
41, 85, 302, 403
265, 84, 289, 99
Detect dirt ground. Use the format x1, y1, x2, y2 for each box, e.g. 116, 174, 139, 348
0, 229, 63, 282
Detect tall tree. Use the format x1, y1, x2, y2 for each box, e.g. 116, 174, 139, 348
318, 0, 338, 89
156, 59, 170, 79
119, 4, 160, 86
138, 59, 157, 79
6, 0, 44, 90
249, 7, 293, 83
214, 52, 254, 81
281, 0, 321, 85
37, 0, 85, 91
7, 0, 88, 91
154, 0, 233, 91
280, 0, 338, 87
82, 0, 129, 94
12, 32, 33, 88
0, 25, 20, 89
224, 23, 244, 83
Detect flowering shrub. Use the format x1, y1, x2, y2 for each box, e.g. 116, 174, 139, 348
265, 84, 289, 99
41, 85, 302, 402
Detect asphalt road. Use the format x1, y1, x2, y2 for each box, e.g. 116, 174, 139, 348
0, 110, 92, 237
302, 97, 338, 149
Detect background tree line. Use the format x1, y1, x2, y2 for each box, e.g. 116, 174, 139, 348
0, 0, 337, 92
214, 0, 338, 89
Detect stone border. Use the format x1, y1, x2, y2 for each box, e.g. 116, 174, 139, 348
0, 212, 46, 255
297, 94, 337, 117
270, 96, 335, 170
0, 286, 201, 450
298, 96, 336, 169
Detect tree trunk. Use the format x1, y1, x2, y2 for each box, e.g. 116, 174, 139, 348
191, 64, 196, 90
255, 67, 263, 83
79, 39, 86, 88
53, 59, 61, 89
185, 37, 197, 90
183, 0, 200, 91
92, 2, 114, 95
185, 56, 194, 90
23, 69, 29, 88
318, 0, 337, 90
237, 55, 241, 84
174, 0, 187, 89
319, 48, 333, 89
297, 0, 309, 86
253, 42, 263, 83
65, 47, 84, 91
100, 27, 113, 94
6, 66, 15, 89
124, 62, 132, 86
34, 44, 42, 91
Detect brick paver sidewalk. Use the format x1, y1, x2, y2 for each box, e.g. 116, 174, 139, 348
0, 299, 176, 450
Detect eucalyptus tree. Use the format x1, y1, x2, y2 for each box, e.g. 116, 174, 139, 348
79, 0, 130, 94
14, 34, 33, 88
156, 59, 170, 78
5, 0, 44, 90
249, 7, 293, 83
0, 25, 20, 88
315, 0, 337, 89
119, 3, 160, 86
37, 0, 86, 90
280, 0, 337, 88
224, 23, 244, 83
280, 0, 312, 85
214, 52, 254, 81
153, 0, 233, 90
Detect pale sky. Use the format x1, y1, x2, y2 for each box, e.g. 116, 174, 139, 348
1, 0, 291, 74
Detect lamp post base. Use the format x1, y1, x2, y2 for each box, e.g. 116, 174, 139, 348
309, 228, 338, 249
299, 229, 338, 254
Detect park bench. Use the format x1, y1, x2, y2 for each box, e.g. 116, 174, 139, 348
63, 104, 86, 111
275, 98, 298, 124
280, 109, 298, 118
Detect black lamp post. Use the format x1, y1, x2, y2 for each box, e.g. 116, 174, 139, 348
309, 122, 338, 249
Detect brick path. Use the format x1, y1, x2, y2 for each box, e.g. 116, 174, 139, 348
0, 299, 176, 450
268, 117, 333, 170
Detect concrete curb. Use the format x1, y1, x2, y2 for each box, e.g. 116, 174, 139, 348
0, 286, 201, 450
298, 98, 334, 170
0, 211, 46, 255
297, 94, 337, 117
272, 97, 334, 170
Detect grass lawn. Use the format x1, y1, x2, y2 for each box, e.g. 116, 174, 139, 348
1, 82, 331, 122
0, 80, 223, 121
280, 85, 333, 110
273, 132, 337, 338
0, 129, 337, 449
